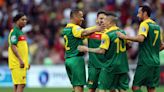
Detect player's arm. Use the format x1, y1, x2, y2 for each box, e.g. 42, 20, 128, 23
72, 26, 102, 38
116, 23, 148, 42
126, 40, 132, 50
78, 45, 106, 54
78, 33, 109, 54
10, 33, 24, 68
11, 45, 24, 68
81, 26, 102, 37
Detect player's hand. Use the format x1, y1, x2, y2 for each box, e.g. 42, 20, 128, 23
116, 32, 127, 39
95, 26, 104, 32
78, 45, 88, 52
19, 60, 25, 68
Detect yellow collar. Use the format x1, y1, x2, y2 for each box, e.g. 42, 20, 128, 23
142, 18, 155, 24
105, 26, 119, 33
66, 23, 77, 27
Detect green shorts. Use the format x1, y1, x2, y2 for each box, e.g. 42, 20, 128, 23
98, 68, 129, 90
65, 56, 86, 86
87, 67, 101, 89
133, 65, 160, 88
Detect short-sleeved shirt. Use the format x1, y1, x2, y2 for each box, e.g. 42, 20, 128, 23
63, 23, 84, 58
86, 26, 107, 68
138, 19, 161, 66
99, 26, 129, 74
8, 26, 29, 69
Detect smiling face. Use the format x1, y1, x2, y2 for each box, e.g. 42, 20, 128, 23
96, 13, 107, 27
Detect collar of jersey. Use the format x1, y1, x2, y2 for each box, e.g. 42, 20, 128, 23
105, 26, 119, 33
14, 25, 21, 30
142, 18, 155, 24
66, 23, 77, 27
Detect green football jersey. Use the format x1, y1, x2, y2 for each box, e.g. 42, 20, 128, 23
138, 19, 161, 66
88, 32, 107, 68
63, 23, 84, 58
100, 26, 129, 74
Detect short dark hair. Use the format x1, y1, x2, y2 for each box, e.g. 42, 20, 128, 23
106, 12, 117, 17
70, 9, 82, 18
140, 5, 151, 17
97, 10, 107, 17
13, 13, 25, 23
106, 12, 118, 23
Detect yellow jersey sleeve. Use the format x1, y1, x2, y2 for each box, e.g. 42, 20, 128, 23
85, 26, 96, 30
138, 22, 149, 37
72, 25, 84, 38
99, 34, 110, 50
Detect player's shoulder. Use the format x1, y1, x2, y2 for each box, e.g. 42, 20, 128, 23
66, 23, 80, 28
10, 27, 18, 35
140, 19, 155, 26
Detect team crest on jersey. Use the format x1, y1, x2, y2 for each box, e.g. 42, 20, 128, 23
101, 40, 105, 44
141, 27, 146, 32
11, 35, 16, 42
76, 27, 81, 31
88, 81, 93, 84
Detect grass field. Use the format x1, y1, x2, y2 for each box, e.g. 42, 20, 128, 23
1, 86, 164, 92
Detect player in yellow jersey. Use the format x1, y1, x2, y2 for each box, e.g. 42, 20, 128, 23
8, 13, 29, 92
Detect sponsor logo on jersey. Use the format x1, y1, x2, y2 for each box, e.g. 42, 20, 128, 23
76, 27, 82, 31
11, 35, 17, 42
88, 80, 93, 85
101, 40, 105, 44
142, 27, 146, 32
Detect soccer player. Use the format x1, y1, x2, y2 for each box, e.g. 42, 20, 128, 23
85, 10, 108, 92
116, 5, 164, 92
78, 12, 129, 92
63, 9, 102, 92
8, 13, 29, 92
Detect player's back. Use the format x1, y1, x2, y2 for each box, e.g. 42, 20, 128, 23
104, 26, 129, 74
63, 23, 84, 58
138, 20, 161, 66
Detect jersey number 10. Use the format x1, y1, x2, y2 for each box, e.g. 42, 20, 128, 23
114, 38, 126, 53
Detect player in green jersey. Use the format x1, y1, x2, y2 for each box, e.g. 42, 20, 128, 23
78, 12, 129, 92
63, 9, 102, 92
86, 10, 108, 92
117, 5, 164, 92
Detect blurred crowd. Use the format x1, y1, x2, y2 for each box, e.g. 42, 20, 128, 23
0, 0, 164, 65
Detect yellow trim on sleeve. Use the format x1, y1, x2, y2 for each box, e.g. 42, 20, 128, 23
66, 23, 84, 38
138, 22, 149, 37
138, 18, 155, 37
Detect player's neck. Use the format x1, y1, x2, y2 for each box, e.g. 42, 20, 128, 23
15, 24, 23, 30
143, 16, 150, 21
70, 20, 77, 25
